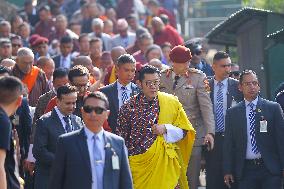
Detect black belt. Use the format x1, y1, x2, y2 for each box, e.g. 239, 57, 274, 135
215, 132, 225, 137
245, 158, 263, 166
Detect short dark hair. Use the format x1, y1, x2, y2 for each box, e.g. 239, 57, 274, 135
161, 42, 172, 49
60, 35, 73, 44
56, 84, 77, 99
145, 44, 162, 61
83, 91, 109, 109
10, 34, 22, 41
0, 76, 23, 105
117, 54, 136, 67
159, 14, 169, 25
239, 69, 258, 84
138, 65, 160, 81
138, 32, 153, 43
0, 66, 11, 75
78, 33, 89, 43
68, 65, 89, 82
38, 5, 50, 12
148, 0, 160, 6
89, 37, 102, 45
213, 51, 229, 62
53, 68, 69, 80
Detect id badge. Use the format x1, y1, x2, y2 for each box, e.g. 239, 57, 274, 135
112, 154, 120, 170
260, 120, 267, 132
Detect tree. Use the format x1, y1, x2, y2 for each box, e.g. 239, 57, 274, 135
243, 0, 284, 13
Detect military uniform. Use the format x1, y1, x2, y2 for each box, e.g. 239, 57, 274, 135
160, 67, 215, 189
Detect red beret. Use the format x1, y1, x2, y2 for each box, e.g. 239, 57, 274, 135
169, 45, 192, 63
32, 37, 49, 47
29, 34, 40, 45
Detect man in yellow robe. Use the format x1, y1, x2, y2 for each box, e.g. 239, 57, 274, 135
117, 65, 195, 189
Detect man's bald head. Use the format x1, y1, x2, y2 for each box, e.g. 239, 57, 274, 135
37, 56, 55, 80
73, 56, 94, 74
151, 16, 164, 33
111, 46, 127, 64
116, 19, 128, 31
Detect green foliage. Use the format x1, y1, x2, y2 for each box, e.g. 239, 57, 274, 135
243, 0, 284, 13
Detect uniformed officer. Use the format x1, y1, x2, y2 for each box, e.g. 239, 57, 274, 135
160, 45, 215, 189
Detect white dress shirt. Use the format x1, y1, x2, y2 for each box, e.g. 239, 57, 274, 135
84, 127, 105, 189
54, 106, 72, 133
117, 81, 132, 109
60, 54, 72, 69
245, 96, 261, 159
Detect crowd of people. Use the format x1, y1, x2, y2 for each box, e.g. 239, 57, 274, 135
0, 0, 284, 189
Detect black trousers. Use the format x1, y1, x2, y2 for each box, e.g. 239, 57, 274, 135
205, 133, 237, 189
238, 160, 282, 189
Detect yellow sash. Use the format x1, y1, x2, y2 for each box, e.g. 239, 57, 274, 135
129, 92, 196, 189
109, 66, 116, 84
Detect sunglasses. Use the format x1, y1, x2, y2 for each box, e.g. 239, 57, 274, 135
83, 106, 106, 114
229, 71, 240, 77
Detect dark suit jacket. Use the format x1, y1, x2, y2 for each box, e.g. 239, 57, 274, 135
49, 128, 133, 189
52, 55, 61, 69
223, 98, 284, 179
53, 54, 73, 69
209, 77, 243, 109
33, 108, 83, 189
100, 81, 139, 133
12, 97, 32, 159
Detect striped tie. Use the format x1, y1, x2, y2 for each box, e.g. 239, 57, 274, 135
63, 116, 72, 133
215, 82, 224, 132
121, 86, 128, 104
248, 103, 259, 154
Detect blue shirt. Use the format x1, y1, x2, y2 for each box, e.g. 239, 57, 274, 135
84, 127, 105, 189
245, 96, 261, 159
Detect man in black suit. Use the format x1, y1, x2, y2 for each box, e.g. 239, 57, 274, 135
33, 85, 82, 189
223, 70, 284, 189
53, 36, 74, 69
49, 91, 133, 189
100, 54, 139, 133
205, 51, 243, 189
0, 76, 23, 189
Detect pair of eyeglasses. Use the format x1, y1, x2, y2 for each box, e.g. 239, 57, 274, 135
242, 81, 259, 87
145, 80, 160, 88
83, 106, 106, 114
229, 71, 240, 77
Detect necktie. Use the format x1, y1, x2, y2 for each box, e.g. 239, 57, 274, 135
173, 75, 180, 90
215, 82, 224, 132
93, 134, 103, 189
248, 103, 259, 154
63, 116, 72, 133
121, 86, 128, 104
